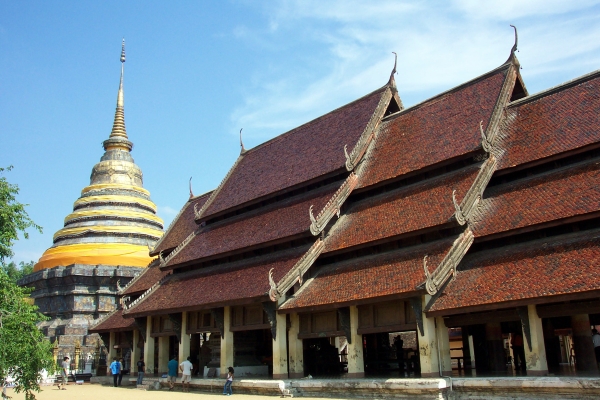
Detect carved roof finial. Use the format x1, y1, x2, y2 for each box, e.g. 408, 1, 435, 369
239, 128, 247, 154
388, 51, 397, 86
510, 25, 518, 56
189, 177, 194, 199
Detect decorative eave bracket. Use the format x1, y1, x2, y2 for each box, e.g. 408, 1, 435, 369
268, 239, 325, 302
345, 88, 394, 171
453, 153, 498, 226
423, 228, 474, 295
309, 173, 358, 235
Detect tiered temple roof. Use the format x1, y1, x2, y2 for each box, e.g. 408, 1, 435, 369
98, 41, 600, 333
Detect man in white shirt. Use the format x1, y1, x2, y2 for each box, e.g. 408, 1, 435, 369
179, 356, 194, 392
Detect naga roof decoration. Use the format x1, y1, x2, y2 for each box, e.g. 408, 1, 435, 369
35, 40, 163, 271
309, 173, 358, 236
268, 238, 325, 302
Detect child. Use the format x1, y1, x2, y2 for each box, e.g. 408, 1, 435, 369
222, 366, 234, 396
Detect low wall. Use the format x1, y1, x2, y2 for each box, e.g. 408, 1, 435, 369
90, 375, 600, 399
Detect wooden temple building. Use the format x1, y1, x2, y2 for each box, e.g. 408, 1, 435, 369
90, 37, 600, 380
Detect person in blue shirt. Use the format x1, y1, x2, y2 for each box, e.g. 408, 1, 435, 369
167, 356, 178, 391
109, 358, 121, 387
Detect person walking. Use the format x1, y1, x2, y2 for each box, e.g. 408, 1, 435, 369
117, 358, 124, 387
179, 356, 194, 392
167, 356, 178, 391
136, 356, 145, 386
57, 357, 69, 390
223, 366, 234, 396
592, 328, 600, 368
109, 358, 121, 387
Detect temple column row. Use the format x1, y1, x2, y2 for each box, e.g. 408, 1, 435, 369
131, 297, 557, 379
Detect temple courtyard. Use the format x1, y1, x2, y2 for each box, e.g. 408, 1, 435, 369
3, 383, 338, 400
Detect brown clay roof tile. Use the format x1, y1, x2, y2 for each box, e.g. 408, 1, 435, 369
427, 232, 600, 313
280, 238, 456, 311
497, 71, 600, 171
124, 245, 311, 317
325, 165, 480, 253
358, 68, 509, 189
202, 87, 388, 218
89, 309, 135, 332
167, 183, 340, 267
152, 192, 212, 255
123, 260, 171, 295
473, 161, 600, 237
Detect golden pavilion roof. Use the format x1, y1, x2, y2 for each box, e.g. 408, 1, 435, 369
35, 40, 163, 271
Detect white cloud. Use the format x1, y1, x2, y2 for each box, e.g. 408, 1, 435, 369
230, 1, 600, 143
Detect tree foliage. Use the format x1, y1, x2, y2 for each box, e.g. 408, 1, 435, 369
0, 270, 55, 400
0, 166, 51, 400
0, 166, 42, 262
1, 261, 35, 284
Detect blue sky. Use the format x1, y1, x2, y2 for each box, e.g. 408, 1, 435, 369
1, 0, 600, 264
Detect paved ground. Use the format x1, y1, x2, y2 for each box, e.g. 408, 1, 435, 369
4, 383, 346, 400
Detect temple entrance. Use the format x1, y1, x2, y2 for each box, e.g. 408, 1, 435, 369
363, 331, 420, 377
233, 329, 272, 376
303, 337, 345, 377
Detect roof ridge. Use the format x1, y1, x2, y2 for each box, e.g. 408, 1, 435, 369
507, 68, 600, 108
241, 85, 389, 156
383, 62, 512, 121
195, 155, 245, 221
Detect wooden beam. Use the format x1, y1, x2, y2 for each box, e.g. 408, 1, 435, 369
536, 298, 600, 319
443, 309, 520, 328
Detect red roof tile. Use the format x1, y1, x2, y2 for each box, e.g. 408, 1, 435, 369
358, 68, 509, 189
152, 192, 212, 255
280, 238, 456, 311
325, 165, 480, 253
123, 260, 171, 295
167, 184, 340, 267
89, 309, 135, 332
124, 246, 311, 317
497, 71, 600, 171
473, 161, 600, 237
202, 87, 388, 218
427, 232, 600, 313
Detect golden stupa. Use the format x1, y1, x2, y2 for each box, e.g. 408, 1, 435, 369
35, 40, 163, 271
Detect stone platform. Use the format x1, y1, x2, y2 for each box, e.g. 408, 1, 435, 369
89, 376, 600, 398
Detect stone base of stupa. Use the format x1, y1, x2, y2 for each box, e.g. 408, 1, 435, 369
19, 264, 142, 359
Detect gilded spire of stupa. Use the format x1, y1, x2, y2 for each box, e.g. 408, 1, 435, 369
35, 40, 163, 271
104, 38, 132, 151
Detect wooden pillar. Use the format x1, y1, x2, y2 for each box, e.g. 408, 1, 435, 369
485, 322, 506, 373
108, 331, 117, 361
144, 317, 155, 374
272, 312, 288, 379
179, 312, 190, 363
220, 306, 234, 378
419, 295, 441, 377
132, 329, 140, 373
158, 336, 170, 374
436, 317, 452, 376
572, 313, 598, 373
347, 305, 364, 378
288, 313, 304, 379
523, 304, 548, 376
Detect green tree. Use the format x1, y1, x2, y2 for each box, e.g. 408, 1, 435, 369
1, 261, 35, 284
0, 166, 42, 261
0, 166, 51, 400
0, 270, 54, 400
